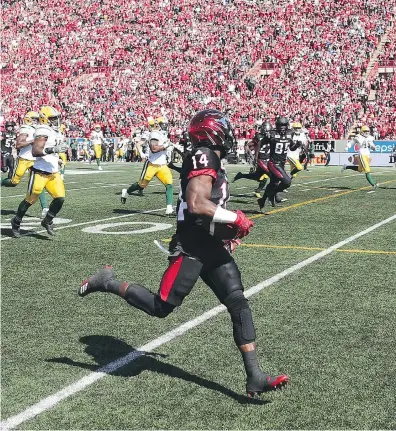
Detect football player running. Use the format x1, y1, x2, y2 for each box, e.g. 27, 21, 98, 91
1, 121, 17, 181
79, 110, 289, 397
287, 122, 307, 179
342, 125, 378, 188
121, 117, 174, 215
2, 111, 49, 217
258, 116, 299, 211
90, 123, 104, 170
11, 106, 68, 237
232, 121, 271, 198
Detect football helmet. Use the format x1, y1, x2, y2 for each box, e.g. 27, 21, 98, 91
5, 121, 16, 132
39, 106, 62, 130
156, 116, 168, 131
292, 121, 302, 134
147, 116, 160, 131
260, 121, 272, 134
361, 125, 370, 137
187, 109, 236, 157
23, 111, 40, 126
94, 123, 101, 132
275, 116, 289, 134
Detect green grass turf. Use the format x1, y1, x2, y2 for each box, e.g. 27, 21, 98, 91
1, 162, 396, 429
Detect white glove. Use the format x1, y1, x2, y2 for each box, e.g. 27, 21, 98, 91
344, 146, 349, 152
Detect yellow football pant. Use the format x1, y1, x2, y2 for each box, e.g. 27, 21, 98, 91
138, 161, 173, 188
59, 152, 67, 165
357, 154, 371, 173
94, 144, 102, 159
287, 156, 303, 175
11, 157, 34, 185
26, 170, 65, 204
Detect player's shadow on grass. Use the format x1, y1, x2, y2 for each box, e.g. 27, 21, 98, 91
47, 335, 267, 405
318, 186, 352, 190
0, 228, 51, 240
1, 209, 36, 217
152, 191, 179, 196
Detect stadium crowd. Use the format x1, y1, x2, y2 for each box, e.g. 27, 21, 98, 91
1, 0, 395, 139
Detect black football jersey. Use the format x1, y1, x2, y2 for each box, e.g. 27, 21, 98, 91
176, 147, 229, 230
265, 129, 294, 164
1, 132, 16, 154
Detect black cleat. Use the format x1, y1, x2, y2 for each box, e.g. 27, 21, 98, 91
232, 172, 243, 183
78, 266, 115, 297
246, 372, 289, 398
11, 217, 21, 238
138, 189, 144, 197
41, 218, 56, 236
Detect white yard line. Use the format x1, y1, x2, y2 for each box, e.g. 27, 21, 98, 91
0, 182, 171, 200
2, 213, 395, 430
0, 207, 167, 241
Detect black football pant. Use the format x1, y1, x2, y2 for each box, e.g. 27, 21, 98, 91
265, 161, 292, 199
123, 231, 257, 346
1, 153, 14, 179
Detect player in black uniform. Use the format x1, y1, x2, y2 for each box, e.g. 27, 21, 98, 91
78, 110, 289, 397
257, 116, 299, 211
1, 121, 17, 180
232, 122, 271, 197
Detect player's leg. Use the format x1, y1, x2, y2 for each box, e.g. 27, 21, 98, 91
59, 152, 67, 179
1, 158, 31, 187
94, 144, 102, 170
11, 170, 48, 237
78, 254, 203, 318
41, 172, 66, 235
121, 160, 151, 202
254, 173, 268, 197
156, 165, 174, 214
359, 155, 376, 187
201, 258, 288, 395
5, 154, 14, 179
258, 162, 285, 210
288, 157, 303, 178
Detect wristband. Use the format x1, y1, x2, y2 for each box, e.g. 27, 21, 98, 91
212, 206, 237, 224
44, 147, 55, 154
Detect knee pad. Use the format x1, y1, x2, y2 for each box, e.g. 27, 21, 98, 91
223, 290, 256, 345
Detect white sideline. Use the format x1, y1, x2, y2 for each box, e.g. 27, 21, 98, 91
1, 213, 395, 430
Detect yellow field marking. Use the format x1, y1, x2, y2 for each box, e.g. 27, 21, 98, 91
249, 178, 396, 220
240, 243, 396, 255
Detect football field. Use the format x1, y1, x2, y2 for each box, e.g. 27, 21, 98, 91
1, 162, 396, 430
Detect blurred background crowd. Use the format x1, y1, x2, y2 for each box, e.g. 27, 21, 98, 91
1, 0, 395, 139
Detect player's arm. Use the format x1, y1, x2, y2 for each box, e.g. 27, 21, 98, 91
186, 173, 253, 238
32, 136, 48, 157
149, 138, 172, 153
186, 175, 218, 218
16, 133, 31, 149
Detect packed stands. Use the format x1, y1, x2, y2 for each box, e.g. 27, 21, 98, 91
1, 0, 394, 138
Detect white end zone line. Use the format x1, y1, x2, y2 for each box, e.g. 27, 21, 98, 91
2, 213, 395, 430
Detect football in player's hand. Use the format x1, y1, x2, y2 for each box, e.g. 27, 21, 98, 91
203, 221, 240, 240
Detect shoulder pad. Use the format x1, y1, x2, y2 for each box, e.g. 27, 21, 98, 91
34, 125, 52, 137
